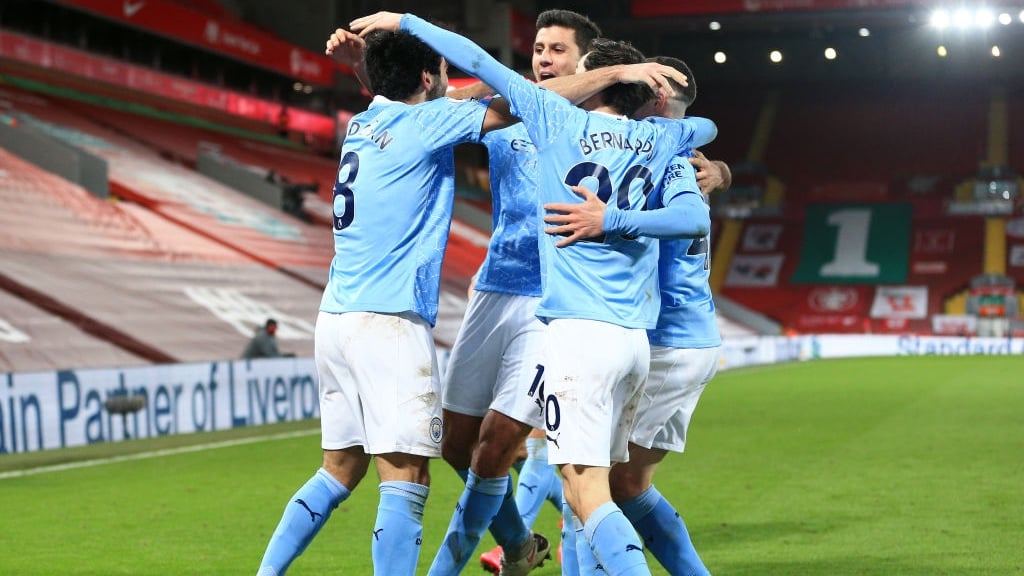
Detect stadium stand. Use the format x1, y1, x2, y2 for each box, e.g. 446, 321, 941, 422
0, 147, 324, 370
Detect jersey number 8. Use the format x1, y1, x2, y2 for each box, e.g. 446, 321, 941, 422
332, 151, 359, 232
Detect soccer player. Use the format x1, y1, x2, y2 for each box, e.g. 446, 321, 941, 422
254, 28, 519, 576
545, 57, 729, 576
350, 13, 716, 576
438, 10, 601, 576
256, 24, 692, 576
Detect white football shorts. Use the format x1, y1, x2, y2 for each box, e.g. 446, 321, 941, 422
315, 311, 443, 457
541, 318, 650, 467
442, 291, 546, 429
630, 345, 720, 452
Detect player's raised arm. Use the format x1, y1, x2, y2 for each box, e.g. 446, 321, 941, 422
325, 28, 372, 94
539, 61, 687, 105
447, 81, 497, 101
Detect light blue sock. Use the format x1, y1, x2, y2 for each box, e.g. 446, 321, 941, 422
427, 471, 508, 575
515, 438, 561, 528
584, 502, 651, 576
512, 458, 525, 474
487, 473, 531, 550
373, 481, 429, 576
559, 502, 580, 576
257, 468, 350, 576
620, 486, 709, 576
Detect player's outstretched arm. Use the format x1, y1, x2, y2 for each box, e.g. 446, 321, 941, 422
448, 81, 497, 101
352, 13, 521, 104
539, 62, 687, 106
325, 28, 372, 95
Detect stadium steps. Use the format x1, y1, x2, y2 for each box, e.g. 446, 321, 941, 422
0, 148, 326, 370
0, 72, 299, 150
984, 86, 1009, 168
944, 291, 969, 315
709, 219, 743, 293
746, 90, 779, 165
762, 175, 785, 207
953, 179, 976, 202
984, 218, 1007, 275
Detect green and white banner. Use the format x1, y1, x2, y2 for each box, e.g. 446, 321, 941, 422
792, 203, 911, 284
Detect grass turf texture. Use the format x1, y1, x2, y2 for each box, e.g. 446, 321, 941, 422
1, 356, 1021, 575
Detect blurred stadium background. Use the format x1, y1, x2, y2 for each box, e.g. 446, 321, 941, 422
3, 0, 1024, 377
1, 1, 1023, 574
0, 0, 1022, 457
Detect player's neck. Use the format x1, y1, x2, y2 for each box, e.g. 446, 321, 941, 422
581, 95, 624, 118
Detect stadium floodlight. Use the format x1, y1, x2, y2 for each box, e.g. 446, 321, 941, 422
824, 47, 838, 60
714, 51, 727, 64
769, 50, 783, 63
991, 45, 1001, 58
1019, 9, 1024, 23
710, 21, 722, 31
858, 27, 871, 37
999, 13, 1012, 25
953, 8, 973, 28
937, 45, 948, 57
975, 9, 995, 28
931, 9, 951, 29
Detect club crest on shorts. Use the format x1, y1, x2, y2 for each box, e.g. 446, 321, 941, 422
429, 417, 443, 443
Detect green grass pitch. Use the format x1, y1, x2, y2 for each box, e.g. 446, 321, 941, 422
1, 355, 1022, 575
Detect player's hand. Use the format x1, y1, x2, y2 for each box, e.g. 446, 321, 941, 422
325, 28, 365, 67
689, 150, 725, 196
616, 63, 687, 98
543, 185, 607, 247
350, 11, 403, 37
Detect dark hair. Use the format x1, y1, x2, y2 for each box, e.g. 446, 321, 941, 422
646, 56, 697, 107
265, 319, 277, 328
582, 38, 652, 117
364, 30, 443, 101
536, 9, 602, 53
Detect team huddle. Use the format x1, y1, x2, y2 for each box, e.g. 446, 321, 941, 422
256, 8, 728, 576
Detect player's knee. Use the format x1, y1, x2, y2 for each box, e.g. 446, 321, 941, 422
608, 468, 646, 503
440, 436, 473, 470
321, 448, 370, 490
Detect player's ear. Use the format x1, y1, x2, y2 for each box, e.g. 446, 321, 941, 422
656, 90, 668, 113
421, 69, 433, 92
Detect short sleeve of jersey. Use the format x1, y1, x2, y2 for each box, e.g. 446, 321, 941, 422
413, 97, 489, 151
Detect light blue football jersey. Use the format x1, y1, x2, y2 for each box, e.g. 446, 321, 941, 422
320, 95, 488, 326
474, 124, 542, 296
648, 155, 722, 348
401, 14, 716, 328
500, 87, 715, 329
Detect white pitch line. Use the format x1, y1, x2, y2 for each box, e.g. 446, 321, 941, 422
0, 428, 319, 480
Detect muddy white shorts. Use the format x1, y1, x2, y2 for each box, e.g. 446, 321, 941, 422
541, 318, 650, 467
442, 291, 546, 429
630, 345, 720, 452
316, 311, 443, 457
